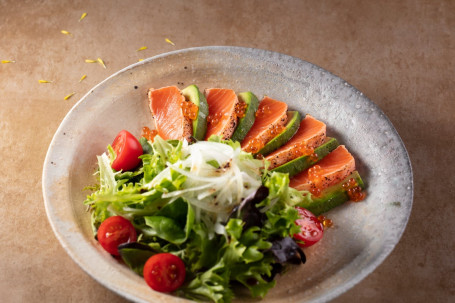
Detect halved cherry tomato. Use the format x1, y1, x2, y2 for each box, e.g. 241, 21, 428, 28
143, 253, 186, 292
294, 207, 324, 247
111, 130, 143, 171
97, 216, 137, 256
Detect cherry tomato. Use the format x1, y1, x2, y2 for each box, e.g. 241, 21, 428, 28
143, 253, 186, 293
294, 207, 324, 247
97, 216, 137, 256
111, 130, 143, 171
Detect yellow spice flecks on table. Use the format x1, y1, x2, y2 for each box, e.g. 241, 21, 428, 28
97, 58, 106, 69
79, 12, 87, 22
165, 38, 175, 46
64, 92, 76, 100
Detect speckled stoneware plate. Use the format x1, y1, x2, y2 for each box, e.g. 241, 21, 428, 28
42, 46, 413, 303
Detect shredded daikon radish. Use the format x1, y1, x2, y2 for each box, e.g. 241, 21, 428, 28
146, 141, 263, 233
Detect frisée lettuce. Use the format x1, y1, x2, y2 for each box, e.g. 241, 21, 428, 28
84, 136, 307, 302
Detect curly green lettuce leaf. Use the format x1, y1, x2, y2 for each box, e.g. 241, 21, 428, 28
182, 257, 233, 303
84, 150, 187, 234
261, 207, 300, 239
182, 219, 275, 302
224, 219, 275, 297
98, 153, 117, 191
107, 144, 116, 165
152, 135, 186, 164
184, 222, 223, 273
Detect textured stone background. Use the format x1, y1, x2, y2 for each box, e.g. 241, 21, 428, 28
0, 0, 454, 302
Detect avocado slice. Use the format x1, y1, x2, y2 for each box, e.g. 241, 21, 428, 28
230, 92, 259, 142
182, 85, 209, 141
271, 138, 339, 177
257, 111, 301, 156
297, 171, 365, 215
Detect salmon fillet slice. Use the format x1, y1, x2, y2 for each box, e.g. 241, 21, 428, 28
241, 96, 288, 153
204, 88, 239, 140
266, 115, 326, 169
289, 145, 355, 191
148, 86, 192, 141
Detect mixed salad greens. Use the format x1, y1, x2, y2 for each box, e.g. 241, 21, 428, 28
85, 133, 320, 302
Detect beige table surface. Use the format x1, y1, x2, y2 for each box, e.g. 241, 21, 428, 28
1, 0, 454, 302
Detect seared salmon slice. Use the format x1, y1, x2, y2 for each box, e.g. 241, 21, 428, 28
241, 96, 288, 153
204, 88, 239, 140
266, 115, 326, 169
148, 86, 192, 141
289, 145, 355, 192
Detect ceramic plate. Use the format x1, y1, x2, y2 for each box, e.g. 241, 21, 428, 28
42, 46, 413, 303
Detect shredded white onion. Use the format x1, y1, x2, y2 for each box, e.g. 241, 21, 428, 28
150, 141, 263, 235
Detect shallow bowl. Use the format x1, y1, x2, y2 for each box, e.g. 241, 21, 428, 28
42, 46, 413, 303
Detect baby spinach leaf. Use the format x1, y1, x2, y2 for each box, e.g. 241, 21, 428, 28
118, 242, 157, 276
143, 199, 194, 244
139, 137, 153, 155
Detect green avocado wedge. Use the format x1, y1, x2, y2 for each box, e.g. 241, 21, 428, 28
271, 137, 339, 177
182, 85, 209, 141
230, 92, 259, 142
257, 111, 301, 156
297, 171, 365, 215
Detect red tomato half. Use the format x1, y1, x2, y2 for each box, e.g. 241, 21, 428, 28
144, 253, 186, 293
97, 216, 137, 256
294, 207, 324, 247
111, 130, 143, 171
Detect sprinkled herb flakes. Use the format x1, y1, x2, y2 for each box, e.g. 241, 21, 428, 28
64, 92, 76, 100
79, 12, 87, 22
97, 58, 106, 69
165, 38, 175, 46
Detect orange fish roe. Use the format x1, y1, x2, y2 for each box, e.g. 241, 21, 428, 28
142, 126, 158, 142
317, 215, 333, 228
246, 124, 284, 154
342, 178, 366, 202
323, 218, 333, 228
235, 100, 247, 118
180, 100, 199, 120
308, 165, 323, 197
292, 142, 318, 160
255, 104, 272, 118
267, 123, 285, 137
310, 187, 321, 197
244, 138, 264, 154
255, 153, 264, 160
309, 153, 319, 162
207, 112, 223, 127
